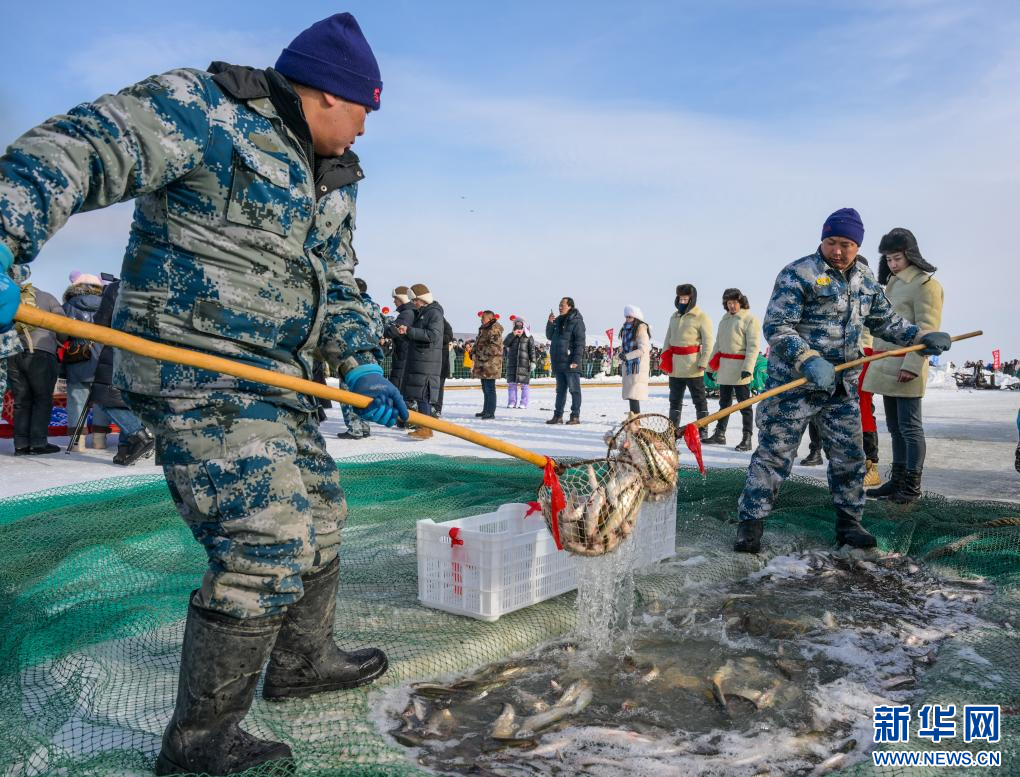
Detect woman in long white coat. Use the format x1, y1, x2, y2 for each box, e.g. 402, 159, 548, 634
619, 304, 651, 416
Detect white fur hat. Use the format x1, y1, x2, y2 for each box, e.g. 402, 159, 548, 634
392, 286, 411, 305
410, 283, 434, 304
624, 304, 645, 321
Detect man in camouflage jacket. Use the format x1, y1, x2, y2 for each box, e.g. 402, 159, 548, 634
0, 13, 406, 776
734, 209, 951, 554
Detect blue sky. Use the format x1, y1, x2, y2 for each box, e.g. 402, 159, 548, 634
2, 0, 1017, 360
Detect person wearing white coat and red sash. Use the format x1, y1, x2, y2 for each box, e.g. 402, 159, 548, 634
705, 288, 761, 451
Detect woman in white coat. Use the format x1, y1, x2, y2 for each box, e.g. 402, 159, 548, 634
619, 304, 651, 417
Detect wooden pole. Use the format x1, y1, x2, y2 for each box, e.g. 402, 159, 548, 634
12, 305, 552, 469
692, 330, 983, 430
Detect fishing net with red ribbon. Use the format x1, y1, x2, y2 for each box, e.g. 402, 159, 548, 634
536, 414, 688, 557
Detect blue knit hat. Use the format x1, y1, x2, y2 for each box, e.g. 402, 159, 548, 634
275, 13, 382, 110
821, 207, 864, 246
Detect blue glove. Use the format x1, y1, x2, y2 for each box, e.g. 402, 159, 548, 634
801, 355, 836, 391
346, 364, 409, 427
0, 243, 12, 274
0, 278, 19, 333
919, 331, 951, 356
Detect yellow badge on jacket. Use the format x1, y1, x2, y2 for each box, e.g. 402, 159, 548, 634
815, 276, 832, 286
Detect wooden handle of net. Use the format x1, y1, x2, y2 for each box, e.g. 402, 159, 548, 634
12, 304, 552, 469
691, 330, 982, 431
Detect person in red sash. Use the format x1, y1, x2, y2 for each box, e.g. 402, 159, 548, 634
705, 289, 761, 452
660, 284, 714, 440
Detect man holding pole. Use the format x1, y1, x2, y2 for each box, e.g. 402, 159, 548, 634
0, 13, 407, 775
734, 208, 952, 554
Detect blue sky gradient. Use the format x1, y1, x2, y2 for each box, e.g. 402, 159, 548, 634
2, 0, 1017, 360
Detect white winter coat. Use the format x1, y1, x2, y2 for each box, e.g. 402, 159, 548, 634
620, 321, 650, 400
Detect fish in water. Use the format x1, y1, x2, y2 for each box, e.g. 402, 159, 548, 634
516, 680, 594, 737
490, 703, 517, 739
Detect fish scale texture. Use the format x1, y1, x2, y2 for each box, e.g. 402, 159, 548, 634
0, 454, 1016, 775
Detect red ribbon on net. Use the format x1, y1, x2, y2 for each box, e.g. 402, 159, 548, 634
525, 501, 542, 517
449, 527, 464, 596
683, 423, 705, 475
542, 458, 565, 550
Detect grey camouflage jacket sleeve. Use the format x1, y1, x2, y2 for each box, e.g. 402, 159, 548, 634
0, 328, 22, 395
0, 71, 211, 260
762, 267, 819, 370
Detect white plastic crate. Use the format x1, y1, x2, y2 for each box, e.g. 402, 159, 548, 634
416, 490, 677, 621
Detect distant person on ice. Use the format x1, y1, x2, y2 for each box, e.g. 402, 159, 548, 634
472, 310, 504, 419
546, 297, 586, 425
733, 208, 952, 554
660, 284, 713, 441
0, 13, 406, 776
704, 288, 760, 452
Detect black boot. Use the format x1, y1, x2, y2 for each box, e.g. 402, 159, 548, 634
834, 509, 877, 549
566, 415, 581, 425
734, 432, 753, 452
697, 413, 710, 443
668, 409, 681, 431
546, 415, 564, 425
113, 429, 155, 466
891, 470, 922, 504
263, 558, 388, 701
867, 463, 905, 499
800, 446, 823, 466
733, 520, 764, 553
704, 425, 727, 445
155, 596, 293, 776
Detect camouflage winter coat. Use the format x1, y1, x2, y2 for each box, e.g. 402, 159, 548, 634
0, 328, 22, 396
471, 319, 504, 380
763, 251, 920, 393
0, 63, 381, 411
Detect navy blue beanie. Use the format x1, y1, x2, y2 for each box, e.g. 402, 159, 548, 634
275, 13, 382, 110
821, 207, 864, 246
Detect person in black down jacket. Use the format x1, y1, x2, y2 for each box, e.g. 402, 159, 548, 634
384, 286, 415, 400
435, 317, 454, 417
504, 317, 535, 409
545, 297, 586, 424
398, 283, 444, 439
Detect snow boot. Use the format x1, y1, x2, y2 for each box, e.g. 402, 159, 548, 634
90, 431, 108, 450
154, 595, 293, 776
733, 520, 764, 553
697, 412, 710, 443
891, 470, 922, 505
863, 460, 881, 488
800, 446, 823, 466
546, 415, 564, 425
113, 429, 154, 466
336, 431, 366, 440
734, 432, 753, 452
264, 558, 388, 701
507, 383, 518, 409
834, 509, 877, 549
30, 444, 61, 455
867, 463, 905, 499
408, 427, 433, 440
519, 385, 530, 409
704, 426, 727, 445
566, 415, 581, 425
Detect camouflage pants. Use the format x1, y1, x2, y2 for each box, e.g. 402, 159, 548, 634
737, 385, 865, 523
126, 393, 346, 619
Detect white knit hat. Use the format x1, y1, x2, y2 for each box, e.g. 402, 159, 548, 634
624, 304, 645, 321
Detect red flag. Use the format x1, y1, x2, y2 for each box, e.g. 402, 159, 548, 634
993, 349, 1001, 371
606, 328, 614, 348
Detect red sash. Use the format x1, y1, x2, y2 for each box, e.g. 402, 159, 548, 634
707, 352, 744, 372
659, 345, 701, 373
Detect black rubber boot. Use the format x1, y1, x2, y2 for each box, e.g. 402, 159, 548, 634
668, 409, 681, 431
155, 596, 293, 776
113, 429, 155, 466
800, 446, 823, 466
704, 425, 727, 445
546, 415, 564, 425
867, 463, 905, 499
834, 509, 877, 549
890, 470, 922, 505
263, 558, 388, 701
734, 432, 753, 452
697, 412, 710, 443
733, 520, 764, 553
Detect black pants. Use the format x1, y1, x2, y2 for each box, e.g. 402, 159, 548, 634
717, 384, 753, 433
883, 396, 925, 471
628, 399, 641, 414
436, 376, 448, 414
668, 376, 707, 425
9, 350, 59, 449
480, 378, 496, 416
554, 371, 581, 417
807, 417, 821, 448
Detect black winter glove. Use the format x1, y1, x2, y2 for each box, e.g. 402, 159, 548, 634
919, 331, 952, 356
740, 371, 752, 380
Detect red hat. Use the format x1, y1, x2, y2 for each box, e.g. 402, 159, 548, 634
509, 315, 517, 321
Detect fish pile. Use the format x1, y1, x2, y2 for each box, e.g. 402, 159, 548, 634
609, 416, 679, 500
384, 549, 997, 776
